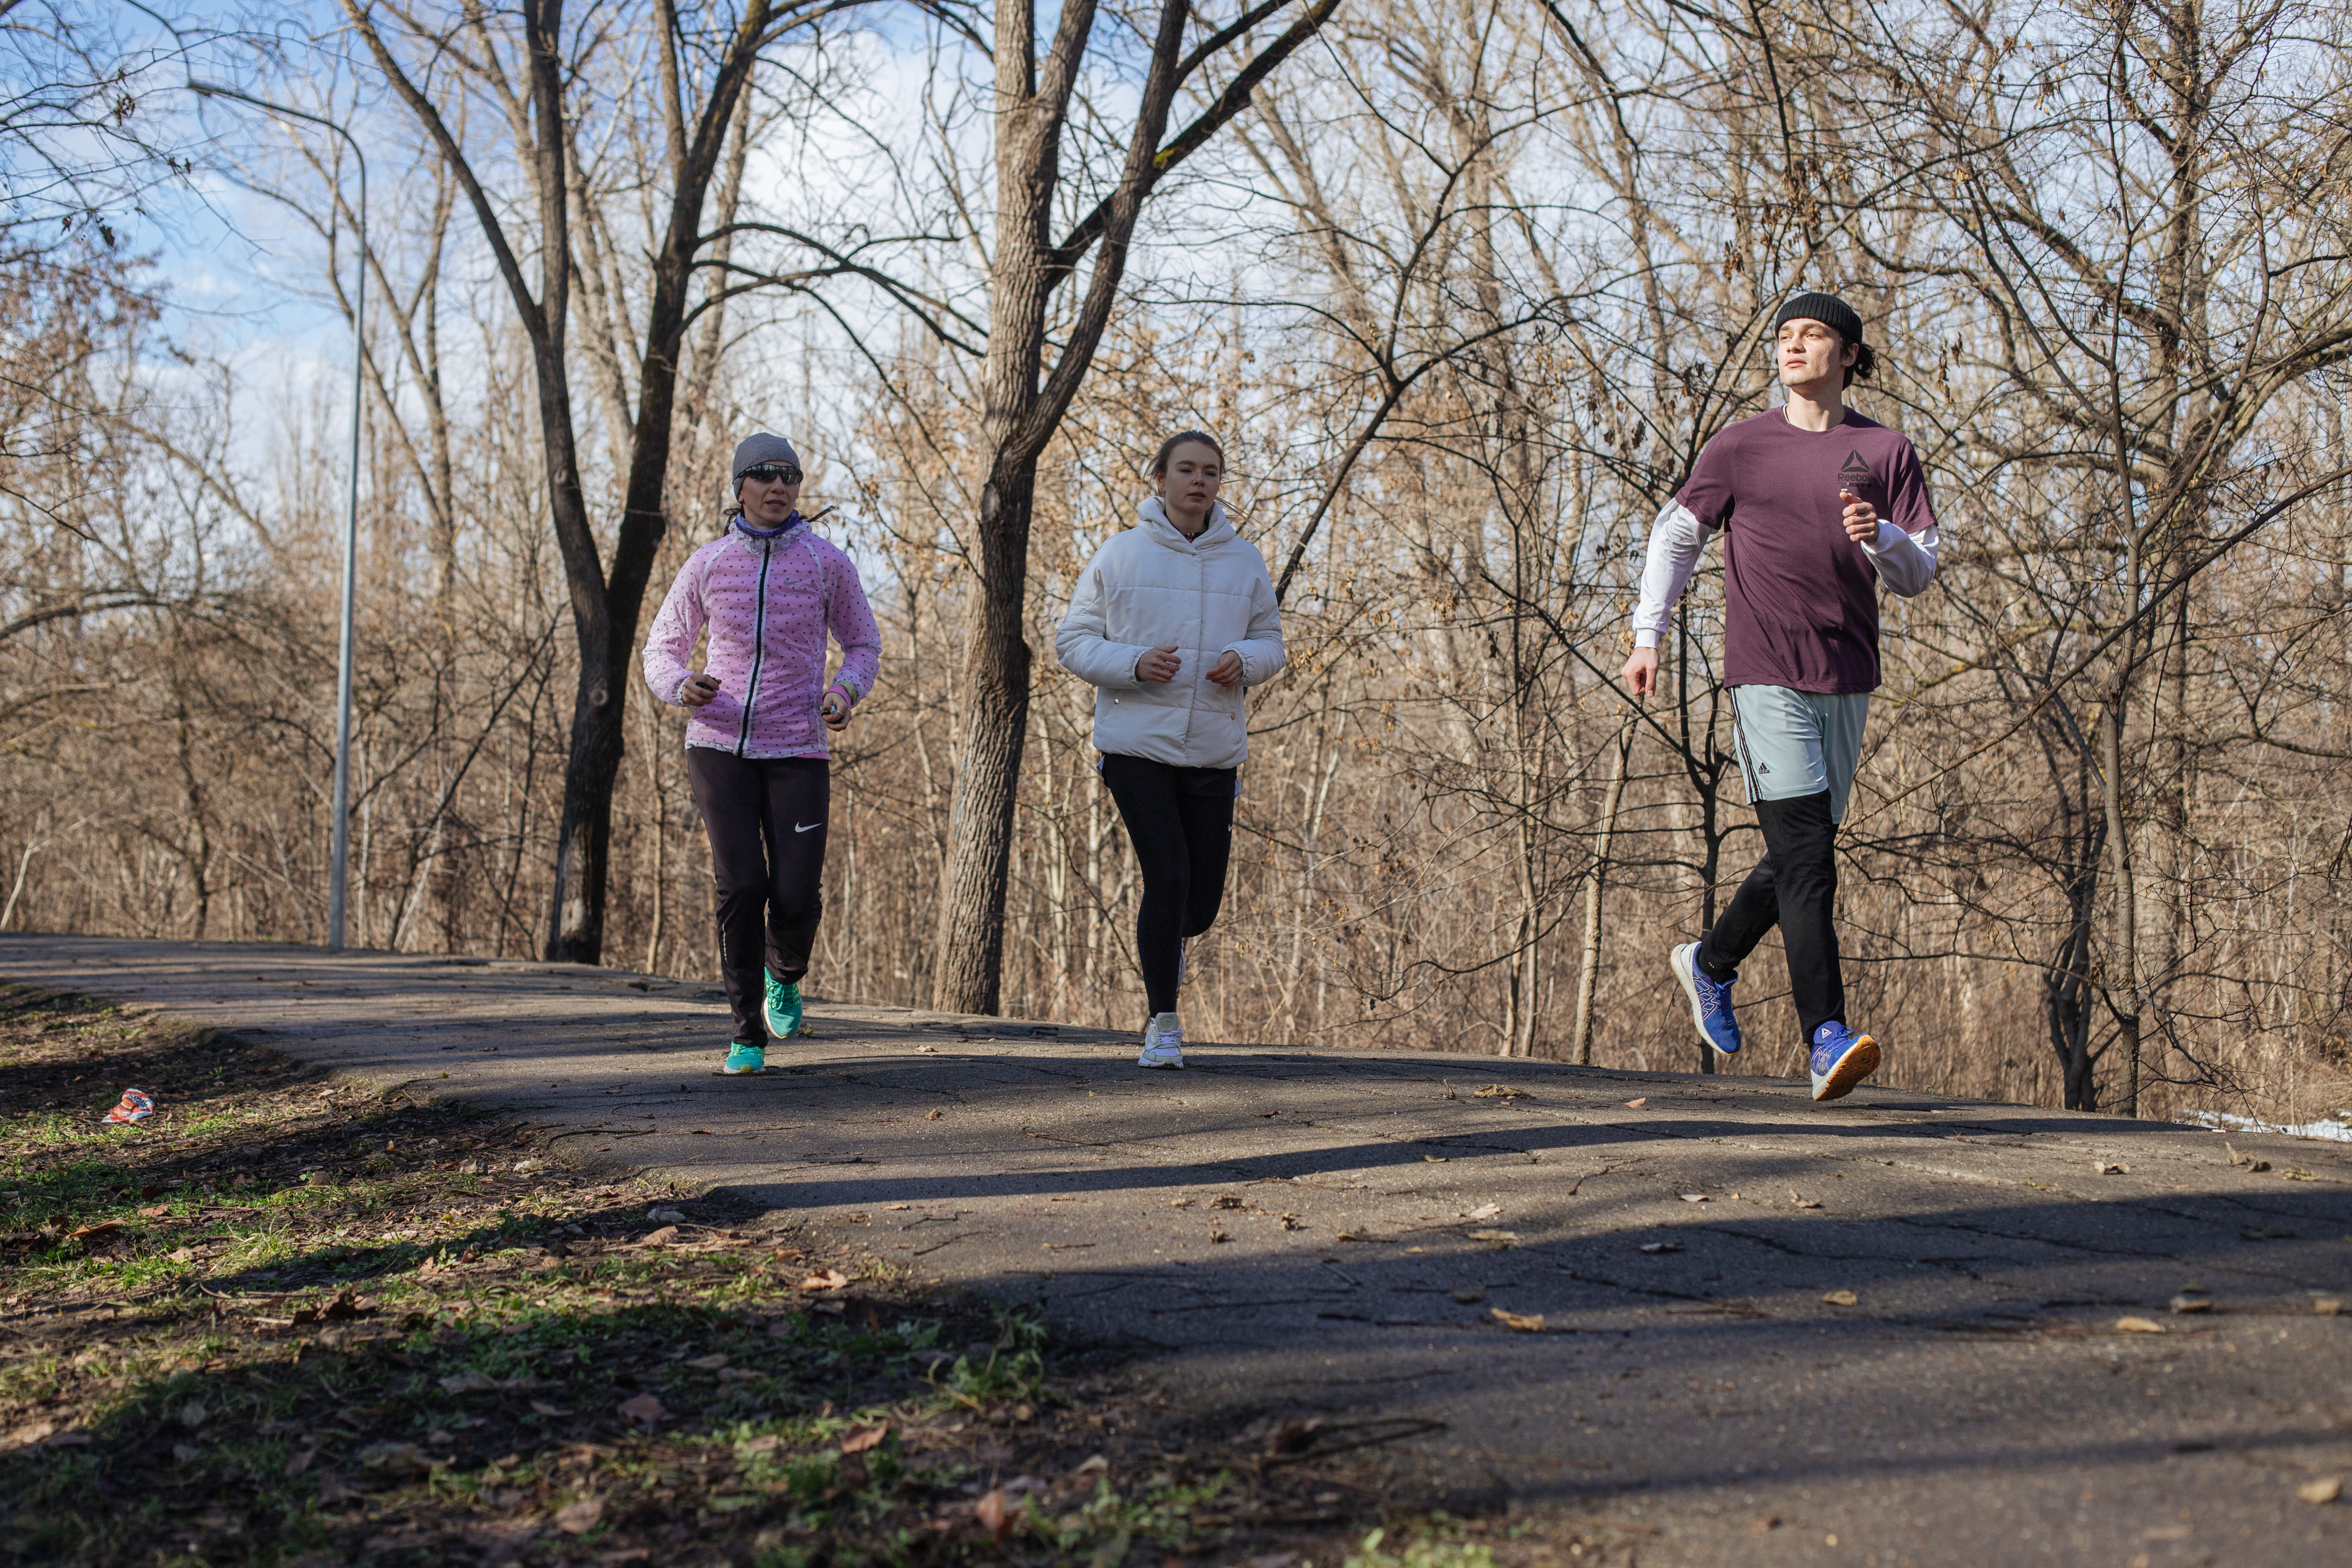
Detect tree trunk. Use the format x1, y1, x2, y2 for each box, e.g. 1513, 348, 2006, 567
933, 459, 1038, 1012
1573, 714, 1634, 1066
2100, 699, 2141, 1115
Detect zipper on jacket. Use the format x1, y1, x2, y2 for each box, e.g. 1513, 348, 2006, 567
736, 536, 774, 756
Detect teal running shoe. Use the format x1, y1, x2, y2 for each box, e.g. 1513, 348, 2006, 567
763, 973, 804, 1040
723, 1042, 767, 1075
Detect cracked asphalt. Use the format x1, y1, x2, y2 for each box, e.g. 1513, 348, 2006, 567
6, 934, 2350, 1564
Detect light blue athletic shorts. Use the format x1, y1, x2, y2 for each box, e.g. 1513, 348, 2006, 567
1729, 685, 1872, 824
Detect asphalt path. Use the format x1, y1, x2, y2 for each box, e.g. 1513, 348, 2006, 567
5, 934, 2349, 1565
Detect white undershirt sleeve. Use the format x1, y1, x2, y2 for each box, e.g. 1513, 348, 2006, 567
1858, 516, 1939, 597
1631, 499, 1716, 649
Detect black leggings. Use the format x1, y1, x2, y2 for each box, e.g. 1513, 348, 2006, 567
686, 749, 828, 1046
1696, 789, 1843, 1041
1100, 753, 1236, 1018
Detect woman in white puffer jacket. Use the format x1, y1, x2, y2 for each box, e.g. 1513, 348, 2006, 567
1056, 430, 1285, 1068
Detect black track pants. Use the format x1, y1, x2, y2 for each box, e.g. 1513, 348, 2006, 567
1099, 753, 1236, 1018
685, 749, 828, 1047
1696, 789, 1843, 1041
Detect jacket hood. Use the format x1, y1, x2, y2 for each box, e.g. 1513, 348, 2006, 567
1137, 496, 1234, 551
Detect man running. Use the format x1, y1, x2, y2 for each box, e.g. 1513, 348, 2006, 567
1621, 292, 1940, 1101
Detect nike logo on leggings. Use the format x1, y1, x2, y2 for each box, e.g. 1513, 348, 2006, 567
794, 821, 822, 833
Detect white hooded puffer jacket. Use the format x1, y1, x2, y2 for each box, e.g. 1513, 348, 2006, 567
1055, 499, 1287, 768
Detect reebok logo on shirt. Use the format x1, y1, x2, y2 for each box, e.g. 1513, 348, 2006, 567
1839, 450, 1873, 489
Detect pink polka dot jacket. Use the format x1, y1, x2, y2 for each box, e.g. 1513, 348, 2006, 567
642, 517, 883, 759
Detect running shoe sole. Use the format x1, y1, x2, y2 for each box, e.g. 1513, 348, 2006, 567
1810, 1034, 1881, 1102
1670, 942, 1738, 1055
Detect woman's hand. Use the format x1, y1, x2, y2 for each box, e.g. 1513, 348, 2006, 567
1206, 650, 1245, 686
680, 673, 721, 707
1137, 646, 1181, 683
821, 687, 851, 730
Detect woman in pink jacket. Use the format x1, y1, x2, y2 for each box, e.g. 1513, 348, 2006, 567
643, 434, 882, 1074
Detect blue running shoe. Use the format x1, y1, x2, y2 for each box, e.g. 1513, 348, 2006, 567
723, 1042, 768, 1075
763, 973, 804, 1041
1671, 942, 1742, 1056
1809, 1021, 1881, 1102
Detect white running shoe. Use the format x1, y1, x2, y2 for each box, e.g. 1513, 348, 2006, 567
1137, 1011, 1184, 1069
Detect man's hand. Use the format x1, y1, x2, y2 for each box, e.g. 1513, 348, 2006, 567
680, 673, 721, 707
1840, 489, 1879, 544
821, 688, 851, 730
1206, 650, 1245, 687
1137, 646, 1181, 683
1622, 646, 1659, 699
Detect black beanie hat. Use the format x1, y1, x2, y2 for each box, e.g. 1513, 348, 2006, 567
1773, 292, 1864, 346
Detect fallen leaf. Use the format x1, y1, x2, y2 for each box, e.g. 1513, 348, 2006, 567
178, 1401, 208, 1430
1209, 1229, 1232, 1243
2115, 1316, 2166, 1334
1451, 1285, 1486, 1303
1822, 1290, 1859, 1308
1623, 1098, 1646, 1109
686, 1353, 729, 1370
1790, 1192, 1822, 1209
975, 1487, 1014, 1543
1679, 1193, 1709, 1203
352, 1442, 432, 1476
554, 1497, 605, 1534
2094, 1161, 2127, 1175
1469, 1229, 1519, 1246
1266, 1417, 1322, 1455
1422, 1155, 1448, 1163
616, 1393, 668, 1426
2241, 1226, 2296, 1241
839, 1423, 890, 1455
1491, 1307, 1545, 1332
530, 1400, 571, 1417
1473, 1085, 1527, 1099
640, 1226, 680, 1246
646, 1206, 687, 1222
285, 1445, 319, 1476
1639, 1241, 1682, 1254
926, 1108, 943, 1120
66, 1220, 122, 1241
799, 1269, 850, 1290
885, 1203, 911, 1211
690, 1129, 713, 1135
440, 1370, 498, 1394
2298, 1476, 2343, 1505
2, 1422, 55, 1450
315, 1475, 359, 1503
1170, 1198, 1194, 1208
1212, 1195, 1245, 1210
1464, 1203, 1502, 1220
2170, 1295, 2212, 1315
2316, 1298, 2343, 1316
138, 1203, 169, 1218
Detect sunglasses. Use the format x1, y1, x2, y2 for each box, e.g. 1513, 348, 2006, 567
741, 464, 802, 486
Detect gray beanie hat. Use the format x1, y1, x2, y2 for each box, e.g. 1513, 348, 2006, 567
731, 433, 802, 490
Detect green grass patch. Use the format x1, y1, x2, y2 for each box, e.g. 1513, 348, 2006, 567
5, 985, 1504, 1568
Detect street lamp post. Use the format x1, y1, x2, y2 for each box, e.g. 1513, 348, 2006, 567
189, 80, 368, 952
